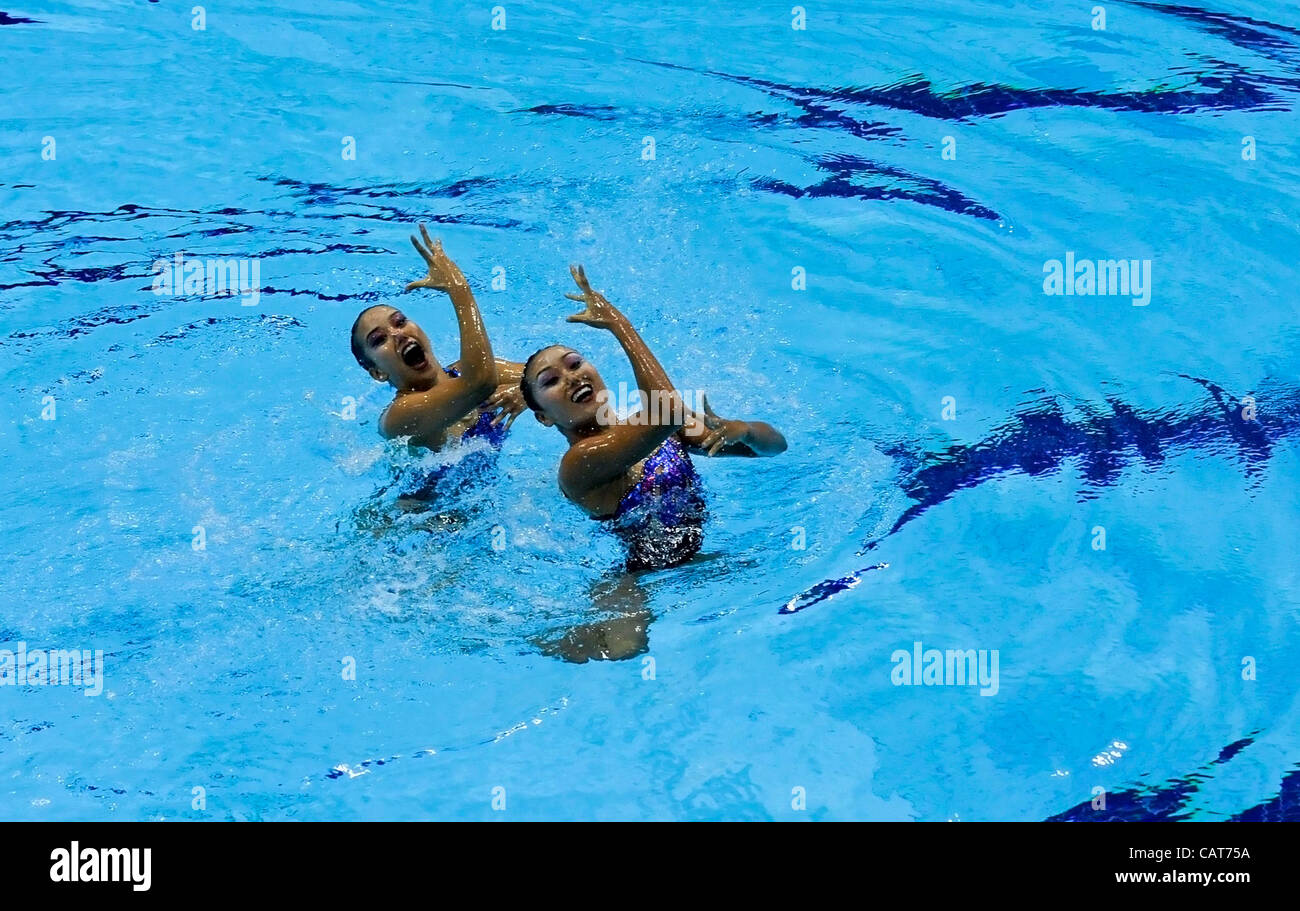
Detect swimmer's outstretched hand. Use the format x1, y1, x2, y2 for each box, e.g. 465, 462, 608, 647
405, 224, 469, 293
484, 382, 526, 429
564, 264, 621, 329
698, 394, 750, 456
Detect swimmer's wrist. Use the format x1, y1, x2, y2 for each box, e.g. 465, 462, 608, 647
603, 309, 635, 335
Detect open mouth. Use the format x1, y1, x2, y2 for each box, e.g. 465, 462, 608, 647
570, 383, 595, 404
400, 339, 429, 369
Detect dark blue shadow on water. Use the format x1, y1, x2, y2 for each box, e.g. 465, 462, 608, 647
781, 375, 1297, 614
612, 3, 1300, 221
1046, 735, 1300, 821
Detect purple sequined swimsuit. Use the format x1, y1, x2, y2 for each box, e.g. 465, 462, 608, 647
606, 436, 707, 571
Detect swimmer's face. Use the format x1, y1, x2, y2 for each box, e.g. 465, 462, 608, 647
353, 306, 437, 388
525, 347, 607, 429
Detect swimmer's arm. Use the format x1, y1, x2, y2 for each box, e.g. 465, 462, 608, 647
559, 420, 683, 502
384, 226, 499, 444
380, 375, 496, 445
605, 310, 676, 406
445, 275, 496, 392
494, 359, 525, 384
484, 362, 528, 429
446, 360, 524, 382
405, 225, 497, 391
565, 265, 679, 406
678, 398, 787, 457
558, 265, 691, 500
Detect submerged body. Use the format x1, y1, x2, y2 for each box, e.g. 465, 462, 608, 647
405, 365, 513, 500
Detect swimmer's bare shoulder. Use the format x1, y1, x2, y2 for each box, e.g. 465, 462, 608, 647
379, 392, 468, 450
559, 441, 647, 519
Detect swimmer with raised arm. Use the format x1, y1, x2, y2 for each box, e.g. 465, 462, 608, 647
349, 225, 527, 454
520, 265, 786, 572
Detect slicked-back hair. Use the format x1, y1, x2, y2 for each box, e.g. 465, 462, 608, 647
350, 305, 391, 370
519, 345, 566, 413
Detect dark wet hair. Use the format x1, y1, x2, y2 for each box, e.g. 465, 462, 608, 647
350, 305, 390, 370
519, 345, 565, 413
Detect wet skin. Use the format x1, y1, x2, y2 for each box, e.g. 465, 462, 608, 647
351, 225, 526, 451
523, 264, 786, 519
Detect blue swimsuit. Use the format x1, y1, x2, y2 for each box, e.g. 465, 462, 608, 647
457, 407, 509, 448
605, 436, 707, 571
407, 366, 507, 497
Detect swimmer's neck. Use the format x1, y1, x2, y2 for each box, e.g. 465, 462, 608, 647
393, 358, 445, 395
560, 419, 610, 446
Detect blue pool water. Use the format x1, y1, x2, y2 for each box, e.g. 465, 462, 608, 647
2, 0, 1298, 821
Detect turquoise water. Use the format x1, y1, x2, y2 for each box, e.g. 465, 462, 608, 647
1, 0, 1298, 820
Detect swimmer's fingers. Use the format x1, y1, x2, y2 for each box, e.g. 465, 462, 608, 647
699, 394, 725, 431
700, 413, 745, 454
566, 305, 605, 325
483, 389, 509, 414
485, 387, 526, 426
408, 238, 433, 276
490, 403, 524, 427
410, 229, 434, 265
702, 394, 719, 421
406, 274, 446, 292
566, 265, 594, 315
407, 229, 441, 291
569, 263, 591, 293
419, 223, 439, 257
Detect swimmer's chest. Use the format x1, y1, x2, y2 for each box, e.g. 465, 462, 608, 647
385, 404, 483, 451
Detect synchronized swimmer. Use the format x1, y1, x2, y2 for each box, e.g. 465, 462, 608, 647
349, 225, 526, 454
519, 265, 786, 570
349, 227, 786, 574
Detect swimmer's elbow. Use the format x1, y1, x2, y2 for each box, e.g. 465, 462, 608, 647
458, 360, 500, 398
467, 374, 498, 407
751, 422, 787, 456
